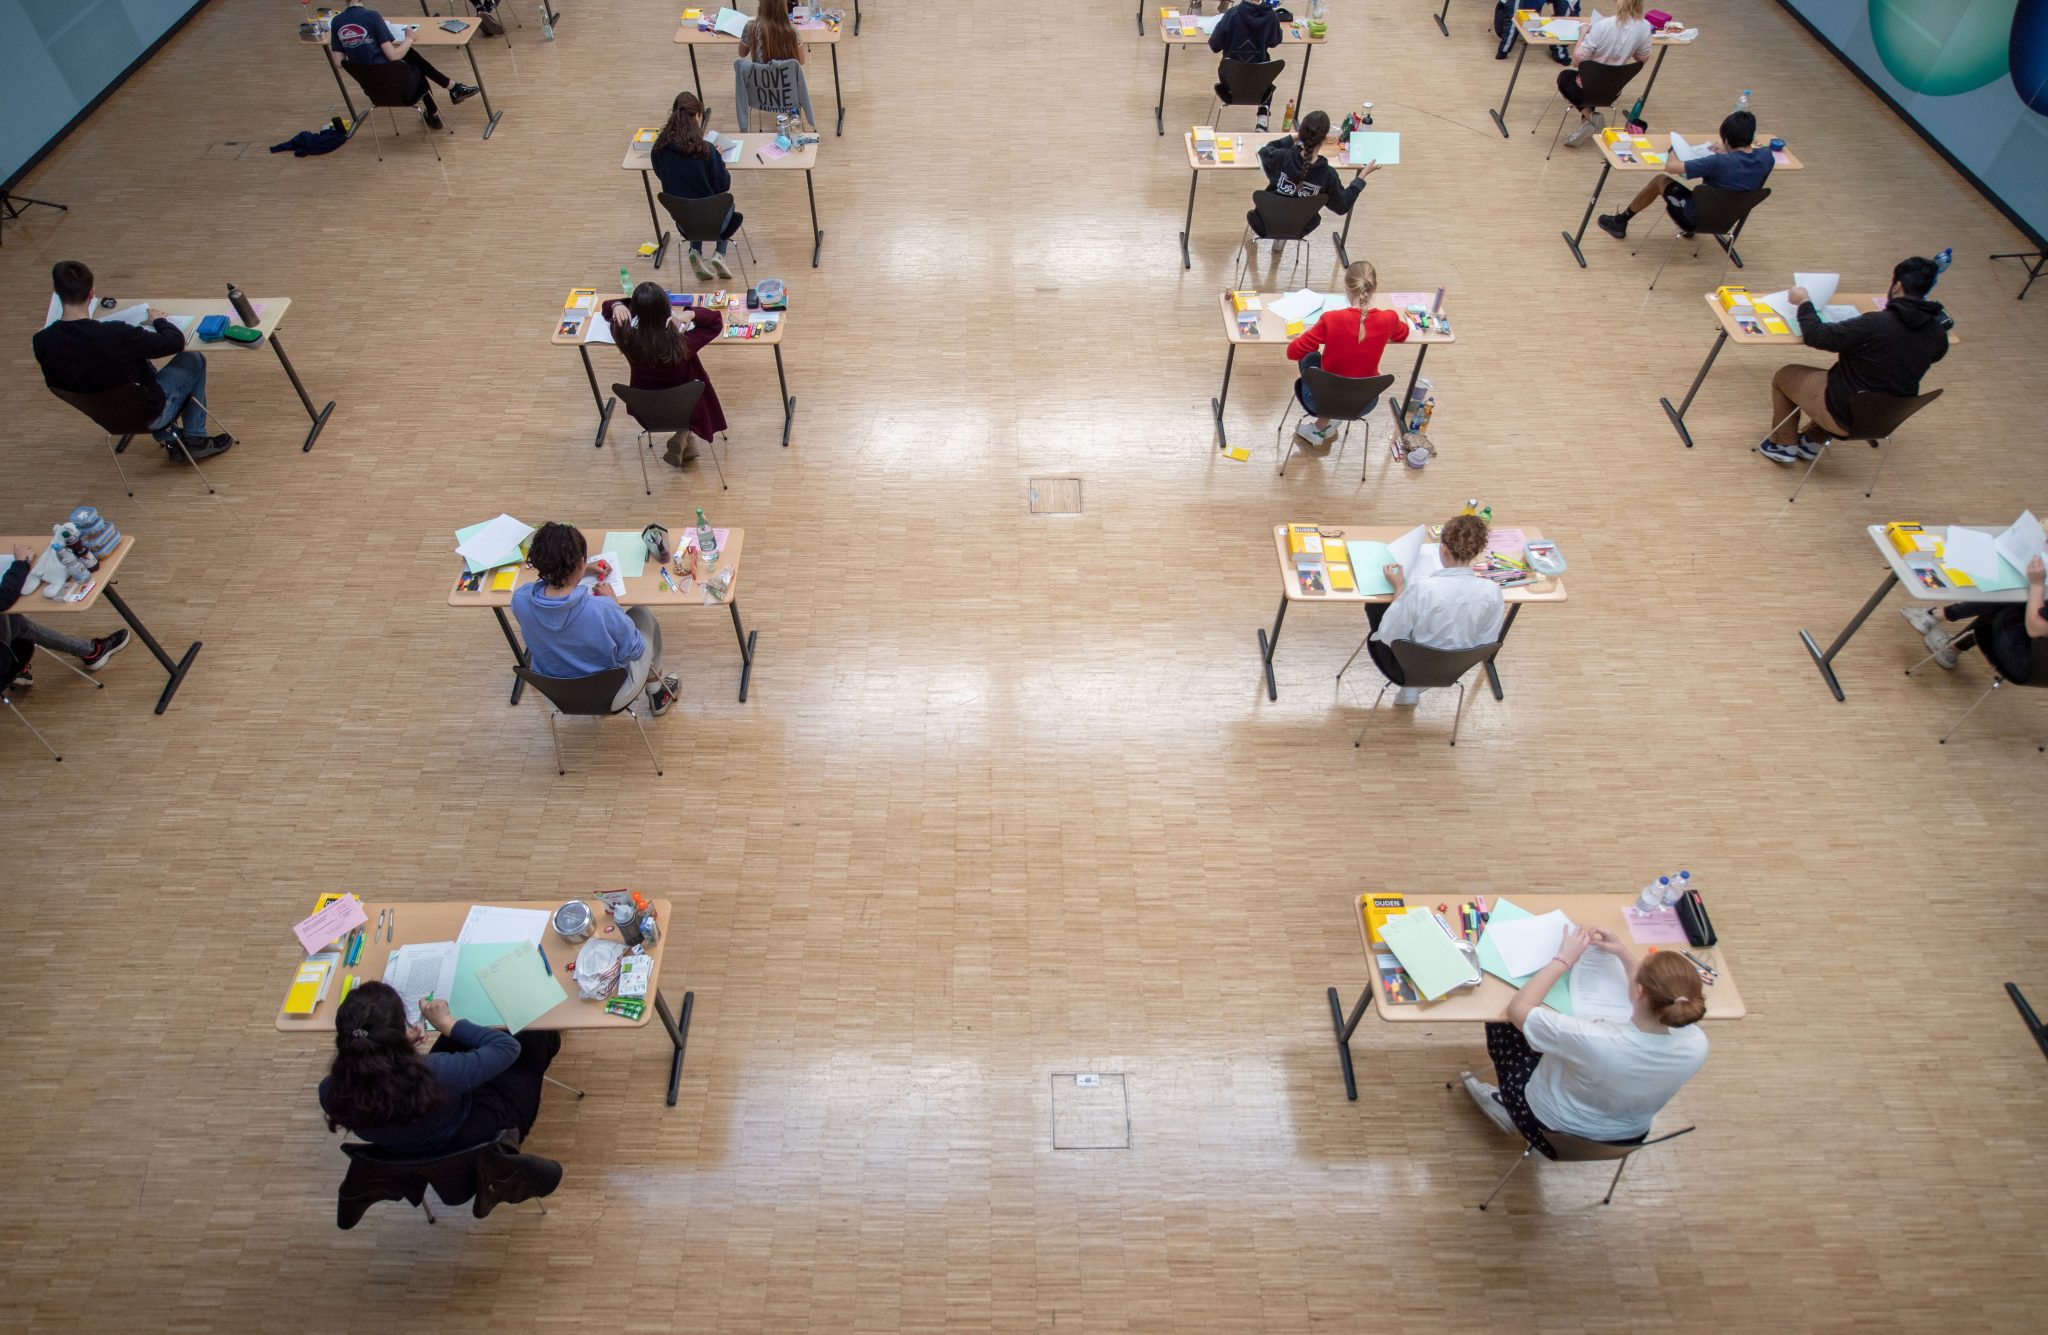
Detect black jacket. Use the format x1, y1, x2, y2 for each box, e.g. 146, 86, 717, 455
1796, 294, 1951, 430
1258, 136, 1363, 215
336, 1131, 563, 1229
1210, 3, 1282, 62
32, 316, 188, 417
651, 141, 731, 202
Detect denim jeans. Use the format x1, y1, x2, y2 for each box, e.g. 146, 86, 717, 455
147, 350, 210, 442
4, 612, 97, 662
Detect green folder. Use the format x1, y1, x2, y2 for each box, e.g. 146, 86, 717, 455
1475, 897, 1574, 1015
1345, 541, 1397, 595
473, 945, 569, 1035
448, 942, 528, 1027
1347, 131, 1401, 166
600, 533, 648, 579
1378, 911, 1480, 1001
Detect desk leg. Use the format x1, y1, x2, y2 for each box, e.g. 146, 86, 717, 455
1295, 43, 1312, 114
1326, 984, 1374, 1101
641, 170, 671, 269
855, 0, 862, 35
1489, 37, 1527, 138
266, 334, 335, 452
1401, 342, 1429, 410
654, 988, 693, 1108
1658, 330, 1725, 448
540, 0, 560, 29
1137, 4, 1144, 36
773, 344, 795, 446
1435, 0, 1453, 37
1256, 595, 1288, 702
1483, 602, 1520, 701
493, 605, 530, 706
1211, 343, 1236, 450
1634, 45, 1667, 117
1562, 160, 1611, 268
830, 45, 844, 136
1180, 168, 1199, 270
689, 46, 703, 103
463, 45, 502, 138
103, 586, 200, 716
578, 345, 616, 448
728, 598, 757, 702
805, 167, 823, 267
1156, 44, 1172, 136
1990, 251, 2047, 300
1799, 570, 1897, 703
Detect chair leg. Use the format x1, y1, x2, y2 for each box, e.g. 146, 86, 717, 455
1601, 1151, 1632, 1205
1786, 441, 1828, 504
543, 705, 567, 775
164, 434, 216, 496
1353, 682, 1393, 747
33, 644, 102, 688
1864, 437, 1888, 498
1939, 678, 2002, 745
543, 1073, 585, 1098
420, 1195, 437, 1224
1274, 393, 1297, 475
1543, 105, 1571, 160
1232, 224, 1256, 290
1647, 231, 1682, 290
1447, 678, 1471, 747
705, 433, 728, 491
1336, 631, 1372, 681
1902, 646, 1945, 676
627, 706, 664, 776
106, 436, 134, 498
638, 430, 653, 496
3, 696, 62, 761
1478, 1148, 1532, 1211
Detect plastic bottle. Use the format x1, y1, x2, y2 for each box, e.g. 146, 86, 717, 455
1634, 876, 1671, 914
540, 3, 555, 40
612, 898, 643, 947
1662, 871, 1691, 907
618, 267, 632, 297
694, 507, 719, 565
1933, 247, 1952, 289
1280, 98, 1296, 132
632, 892, 660, 948
1733, 89, 1751, 114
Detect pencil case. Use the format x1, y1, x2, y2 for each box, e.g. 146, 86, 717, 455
196, 314, 230, 342
223, 324, 262, 343
1675, 889, 1717, 948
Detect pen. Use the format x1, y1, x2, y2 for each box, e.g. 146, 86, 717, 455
537, 945, 553, 976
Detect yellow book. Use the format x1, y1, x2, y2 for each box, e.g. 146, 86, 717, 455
1327, 563, 1356, 593
1363, 893, 1408, 945
1600, 127, 1621, 145
1231, 291, 1261, 313
1641, 151, 1665, 165
490, 567, 519, 592
283, 960, 333, 1017
1194, 125, 1215, 142
1286, 523, 1324, 558
1284, 318, 1304, 337
683, 9, 701, 18
1884, 521, 1926, 556
634, 127, 658, 144
565, 287, 596, 312
1716, 285, 1751, 310
1760, 314, 1791, 336
1217, 146, 1235, 162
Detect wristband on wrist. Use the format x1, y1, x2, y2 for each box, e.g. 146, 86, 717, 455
1551, 955, 1571, 968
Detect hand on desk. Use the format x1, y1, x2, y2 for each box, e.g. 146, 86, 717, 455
1787, 286, 1810, 307
1383, 565, 1404, 594
147, 306, 169, 324
11, 545, 33, 565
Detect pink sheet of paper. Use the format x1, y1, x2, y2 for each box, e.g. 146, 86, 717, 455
1625, 905, 1688, 945
293, 894, 367, 955
1486, 528, 1527, 560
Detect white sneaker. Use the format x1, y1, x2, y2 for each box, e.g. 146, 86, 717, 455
1392, 686, 1425, 707
1461, 1073, 1518, 1134
1564, 115, 1599, 146
1901, 607, 1958, 669
1294, 418, 1336, 447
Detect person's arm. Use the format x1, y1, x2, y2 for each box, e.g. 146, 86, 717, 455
1256, 136, 1288, 185
1386, 309, 1411, 344
1792, 293, 1871, 354
378, 14, 412, 60
1506, 927, 1592, 1029
1327, 166, 1367, 216
682, 306, 723, 352
1584, 926, 1638, 975
421, 1009, 520, 1096
1, 549, 31, 612
1285, 314, 1329, 363
1373, 574, 1417, 643
596, 597, 645, 660
708, 150, 731, 195
1208, 10, 1233, 54
118, 315, 187, 362
2027, 555, 2048, 639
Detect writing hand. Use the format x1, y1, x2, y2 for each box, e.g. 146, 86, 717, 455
1788, 286, 1810, 306
419, 998, 454, 1033
1554, 927, 1593, 968
1383, 565, 1404, 594
147, 306, 169, 323
2029, 554, 2045, 586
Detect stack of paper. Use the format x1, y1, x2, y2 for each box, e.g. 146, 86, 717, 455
1386, 525, 1446, 579
1666, 131, 1711, 164
474, 946, 569, 1034
1760, 272, 1838, 326
1945, 524, 2028, 591
455, 514, 535, 573
1474, 897, 1574, 1014
385, 941, 459, 1025
1995, 511, 2047, 577
1568, 948, 1634, 1022
713, 7, 748, 37
1266, 289, 1326, 326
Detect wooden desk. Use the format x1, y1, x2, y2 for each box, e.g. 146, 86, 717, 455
1562, 131, 1803, 268
1660, 292, 1959, 449
1327, 891, 1744, 1100
622, 128, 825, 269
1212, 289, 1453, 457
1154, 15, 1326, 135
1255, 521, 1564, 701
1491, 17, 1698, 138
449, 522, 759, 703
59, 296, 335, 453
1, 534, 200, 714
297, 12, 503, 139
1801, 524, 2028, 701
674, 12, 848, 136
1177, 130, 1374, 270
274, 896, 693, 1106
549, 291, 794, 451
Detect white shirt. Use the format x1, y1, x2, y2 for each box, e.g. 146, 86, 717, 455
1522, 1008, 1709, 1141
1575, 15, 1654, 66
1371, 567, 1504, 651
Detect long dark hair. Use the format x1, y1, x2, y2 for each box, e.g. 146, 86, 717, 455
655, 90, 709, 157
616, 281, 685, 368
751, 1, 802, 61
323, 981, 447, 1133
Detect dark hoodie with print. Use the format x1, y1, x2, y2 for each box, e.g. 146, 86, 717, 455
1257, 135, 1364, 215
1795, 295, 1952, 429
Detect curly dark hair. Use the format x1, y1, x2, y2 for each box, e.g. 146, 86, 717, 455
527, 522, 588, 586
1440, 514, 1490, 564
323, 982, 447, 1133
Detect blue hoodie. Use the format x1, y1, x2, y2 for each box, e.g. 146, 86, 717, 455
511, 581, 645, 678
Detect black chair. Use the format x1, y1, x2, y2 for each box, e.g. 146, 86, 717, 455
1633, 184, 1772, 288
1272, 368, 1394, 478
340, 59, 447, 162
1209, 57, 1285, 128
47, 382, 224, 497
657, 191, 754, 286
337, 1130, 559, 1228
1768, 387, 1943, 504
1235, 189, 1329, 289
2, 645, 103, 763
514, 665, 664, 776
1536, 59, 1643, 159
1904, 631, 2048, 749
1475, 1121, 1697, 1211
610, 380, 724, 494
1338, 637, 1505, 747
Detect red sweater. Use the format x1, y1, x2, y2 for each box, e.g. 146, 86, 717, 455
1286, 306, 1409, 377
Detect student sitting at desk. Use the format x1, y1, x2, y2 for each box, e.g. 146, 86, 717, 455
1558, 0, 1653, 147
1596, 110, 1772, 241
738, 0, 807, 68
1368, 514, 1503, 707
1902, 555, 2047, 677
321, 982, 561, 1154
1757, 256, 1953, 465
650, 91, 741, 283
1210, 0, 1285, 132
1253, 111, 1379, 258
1284, 260, 1406, 448
512, 522, 680, 716
1461, 927, 1708, 1156
3, 544, 129, 688
601, 281, 728, 468
328, 4, 482, 132
31, 260, 233, 462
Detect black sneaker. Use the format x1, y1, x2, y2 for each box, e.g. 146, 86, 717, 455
1596, 213, 1628, 240
422, 107, 446, 130
81, 630, 129, 671
171, 433, 234, 461
7, 670, 30, 689
450, 83, 480, 105
646, 673, 680, 717
1549, 44, 1571, 65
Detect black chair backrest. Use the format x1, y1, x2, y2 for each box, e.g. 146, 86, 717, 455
1249, 188, 1328, 240
1574, 59, 1644, 109
612, 380, 707, 435
340, 1134, 510, 1175
1388, 638, 1505, 689
515, 665, 632, 717
1217, 57, 1285, 105
342, 58, 429, 109
1299, 368, 1394, 423
1545, 1125, 1695, 1163
48, 383, 161, 435
1687, 184, 1771, 237
657, 190, 738, 243
1838, 387, 1943, 442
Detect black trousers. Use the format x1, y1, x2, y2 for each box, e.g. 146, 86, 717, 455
403, 50, 453, 112
432, 1030, 562, 1147
1943, 602, 2035, 683
1363, 603, 1403, 685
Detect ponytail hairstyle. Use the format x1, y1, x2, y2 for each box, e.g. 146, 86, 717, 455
323, 981, 447, 1133
752, 0, 803, 61
1637, 951, 1708, 1027
655, 90, 708, 157
616, 281, 687, 369
1343, 260, 1378, 340
1296, 109, 1331, 158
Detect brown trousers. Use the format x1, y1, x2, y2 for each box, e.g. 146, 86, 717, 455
1769, 364, 1845, 445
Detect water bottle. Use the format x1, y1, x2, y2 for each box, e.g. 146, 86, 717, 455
1733, 89, 1751, 114
1662, 870, 1690, 907
1634, 876, 1671, 914
694, 507, 719, 565
619, 267, 632, 297
612, 898, 642, 947
227, 282, 258, 327
540, 3, 555, 40
1933, 247, 1952, 289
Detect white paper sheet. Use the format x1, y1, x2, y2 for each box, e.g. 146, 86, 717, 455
1666, 131, 1710, 163
455, 514, 535, 567
1384, 525, 1445, 580
1568, 949, 1634, 1022
713, 6, 748, 37
1483, 909, 1572, 977
1540, 19, 1581, 40
1793, 271, 1839, 311
105, 303, 151, 327
1995, 511, 2047, 576
455, 905, 552, 948
383, 941, 459, 1026
1944, 526, 2006, 585
1266, 288, 1324, 325
1195, 14, 1222, 35
585, 313, 617, 344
